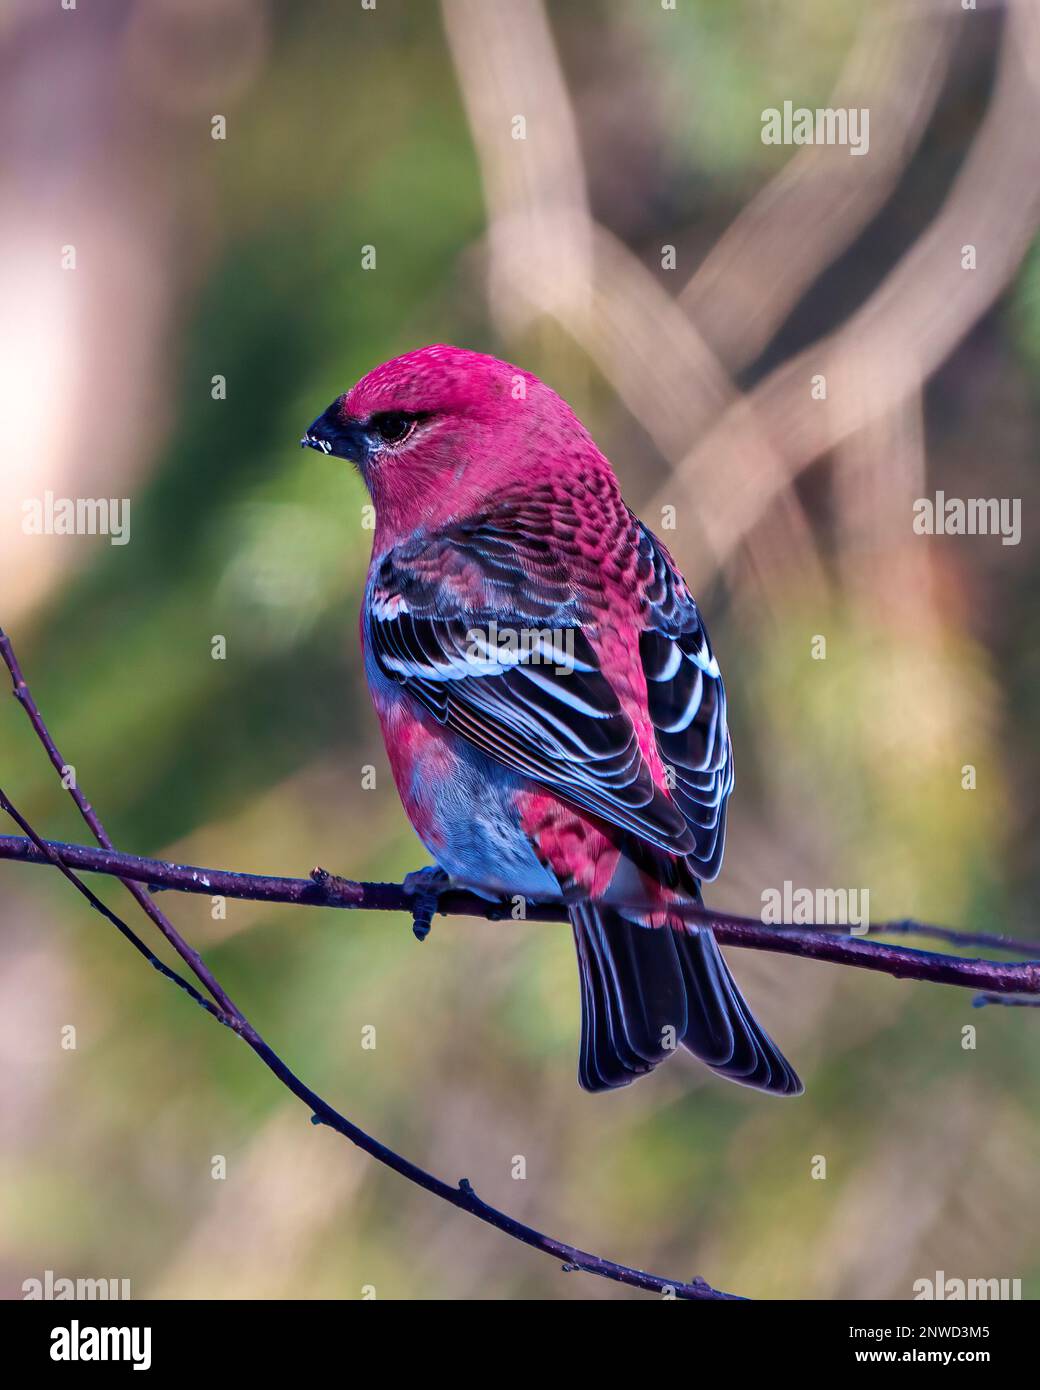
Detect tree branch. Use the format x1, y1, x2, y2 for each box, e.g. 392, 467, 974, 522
0, 627, 739, 1301
1, 833, 1037, 995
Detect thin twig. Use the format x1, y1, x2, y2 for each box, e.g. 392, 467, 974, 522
0, 792, 223, 1023
0, 627, 738, 1301
973, 993, 1040, 1009
0, 629, 240, 1020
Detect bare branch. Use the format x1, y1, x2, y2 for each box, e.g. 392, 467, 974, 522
0, 628, 241, 1020
0, 791, 224, 1024
2, 834, 1038, 996
973, 993, 1040, 1010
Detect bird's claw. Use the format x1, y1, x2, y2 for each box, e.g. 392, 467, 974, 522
403, 866, 451, 942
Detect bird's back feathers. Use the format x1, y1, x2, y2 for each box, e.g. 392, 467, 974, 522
366, 486, 732, 872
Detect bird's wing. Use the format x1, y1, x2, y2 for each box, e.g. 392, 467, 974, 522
636, 522, 734, 880
367, 515, 697, 859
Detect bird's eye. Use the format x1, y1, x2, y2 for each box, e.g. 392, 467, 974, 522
369, 412, 415, 446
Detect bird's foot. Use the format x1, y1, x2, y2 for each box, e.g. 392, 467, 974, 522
403, 865, 451, 942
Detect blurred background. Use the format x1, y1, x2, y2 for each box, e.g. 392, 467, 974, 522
2, 0, 1039, 1300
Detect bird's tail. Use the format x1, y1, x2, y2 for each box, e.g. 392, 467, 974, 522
569, 901, 802, 1095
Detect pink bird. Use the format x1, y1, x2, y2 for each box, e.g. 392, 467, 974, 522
303, 345, 801, 1095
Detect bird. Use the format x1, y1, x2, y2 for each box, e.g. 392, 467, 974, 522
302, 345, 801, 1096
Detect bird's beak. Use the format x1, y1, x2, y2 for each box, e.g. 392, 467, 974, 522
300, 403, 366, 465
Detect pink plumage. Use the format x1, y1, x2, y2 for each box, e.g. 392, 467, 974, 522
303, 346, 801, 1095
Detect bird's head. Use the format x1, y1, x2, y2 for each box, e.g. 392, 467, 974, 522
301, 344, 603, 546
